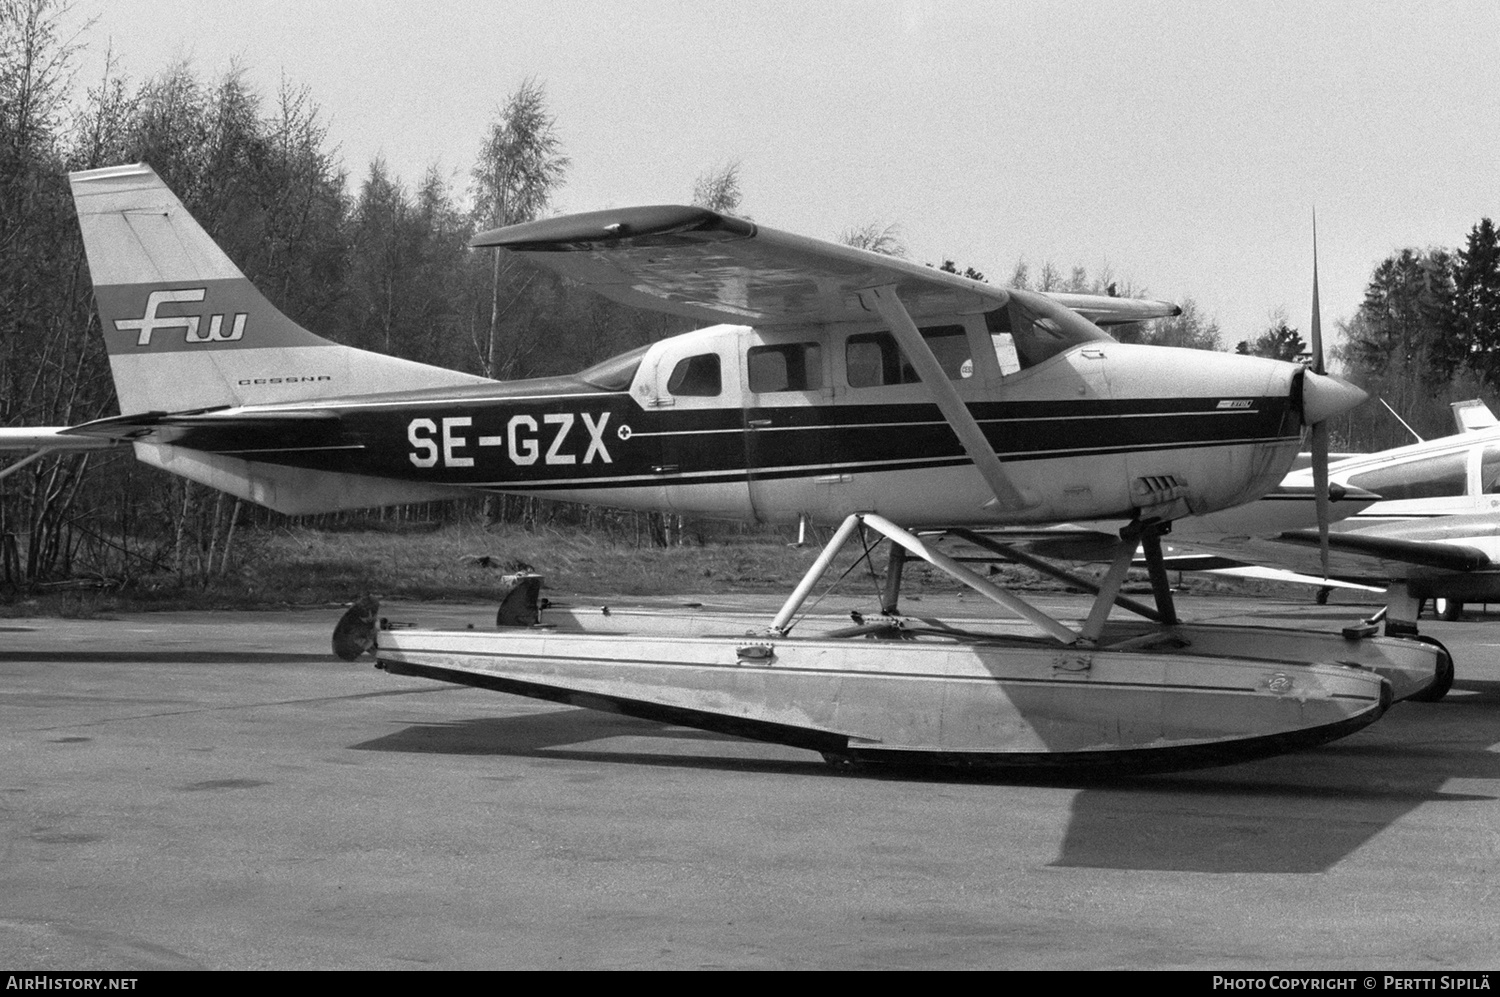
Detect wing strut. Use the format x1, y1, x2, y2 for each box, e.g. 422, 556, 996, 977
859, 285, 1031, 513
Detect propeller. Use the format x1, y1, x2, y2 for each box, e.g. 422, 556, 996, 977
1311, 213, 1330, 575
1299, 211, 1372, 576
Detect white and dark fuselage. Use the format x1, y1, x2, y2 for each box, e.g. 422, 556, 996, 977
134, 322, 1308, 528
66, 163, 1333, 528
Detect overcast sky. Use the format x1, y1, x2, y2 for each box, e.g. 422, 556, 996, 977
60, 0, 1500, 348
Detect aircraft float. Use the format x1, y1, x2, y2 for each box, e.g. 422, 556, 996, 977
3, 163, 1456, 773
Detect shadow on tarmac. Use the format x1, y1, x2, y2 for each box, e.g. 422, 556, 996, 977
0, 650, 338, 664
354, 675, 1500, 875
1053, 678, 1500, 873
351, 709, 831, 775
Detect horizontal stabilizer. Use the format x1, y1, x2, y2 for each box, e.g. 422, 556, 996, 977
61, 408, 338, 443
0, 427, 126, 451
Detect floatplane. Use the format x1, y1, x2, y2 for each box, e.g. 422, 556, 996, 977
10, 163, 1456, 773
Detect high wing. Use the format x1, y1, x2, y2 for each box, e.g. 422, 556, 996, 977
474, 206, 1188, 515
472, 205, 1180, 328
473, 205, 999, 324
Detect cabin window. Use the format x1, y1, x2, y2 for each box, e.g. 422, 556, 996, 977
845, 325, 970, 388
748, 343, 823, 393
667, 353, 722, 397
1348, 451, 1469, 501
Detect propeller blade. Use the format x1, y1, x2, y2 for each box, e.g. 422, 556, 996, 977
1310, 210, 1330, 575
1313, 419, 1331, 576
1310, 210, 1325, 376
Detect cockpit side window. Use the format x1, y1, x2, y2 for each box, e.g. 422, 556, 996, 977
845, 325, 970, 388
993, 289, 1114, 370
983, 307, 1021, 375
667, 353, 722, 397
1348, 451, 1469, 500
748, 343, 823, 393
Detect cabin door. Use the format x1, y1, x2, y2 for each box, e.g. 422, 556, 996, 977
740, 329, 836, 525
642, 336, 749, 519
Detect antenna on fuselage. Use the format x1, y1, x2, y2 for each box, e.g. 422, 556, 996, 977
1378, 397, 1425, 444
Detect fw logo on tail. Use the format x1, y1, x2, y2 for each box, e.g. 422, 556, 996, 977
115, 288, 247, 346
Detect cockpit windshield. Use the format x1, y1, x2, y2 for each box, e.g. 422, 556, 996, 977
577, 344, 651, 390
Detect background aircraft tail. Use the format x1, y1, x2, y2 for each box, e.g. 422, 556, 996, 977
70, 163, 490, 416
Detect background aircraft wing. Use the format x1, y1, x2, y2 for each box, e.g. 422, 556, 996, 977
472, 205, 1005, 324
1190, 564, 1384, 593
1158, 513, 1500, 583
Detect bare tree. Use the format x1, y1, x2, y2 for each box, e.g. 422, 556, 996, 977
839, 220, 907, 258
1143, 296, 1221, 351
0, 0, 80, 169
0, 0, 105, 588
1008, 259, 1030, 290
1037, 261, 1062, 291
691, 159, 743, 215
470, 78, 569, 378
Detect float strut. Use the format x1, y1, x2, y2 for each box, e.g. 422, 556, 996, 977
881, 543, 907, 615
1135, 523, 1179, 625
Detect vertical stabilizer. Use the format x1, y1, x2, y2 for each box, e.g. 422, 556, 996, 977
1452, 399, 1499, 435
70, 164, 490, 415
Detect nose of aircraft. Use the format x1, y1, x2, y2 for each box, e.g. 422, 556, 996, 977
1299, 369, 1368, 425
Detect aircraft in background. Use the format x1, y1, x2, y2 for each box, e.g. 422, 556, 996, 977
9, 162, 1441, 774
1158, 400, 1500, 626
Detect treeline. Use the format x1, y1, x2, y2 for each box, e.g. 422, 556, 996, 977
3, 0, 1498, 595
1329, 225, 1500, 449
1, 1, 695, 592
1229, 225, 1500, 451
